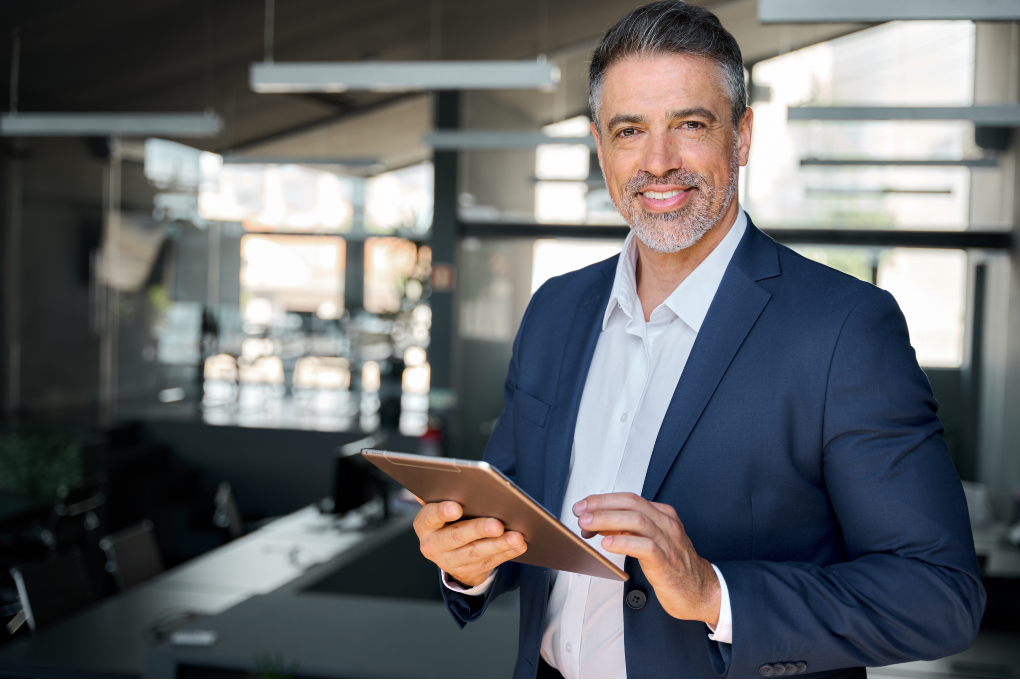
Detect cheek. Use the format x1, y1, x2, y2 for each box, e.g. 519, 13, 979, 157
686, 145, 732, 183
603, 150, 639, 194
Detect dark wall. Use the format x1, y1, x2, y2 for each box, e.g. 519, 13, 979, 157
1, 137, 186, 424
456, 339, 512, 461
136, 421, 420, 518
924, 368, 969, 480
15, 138, 105, 419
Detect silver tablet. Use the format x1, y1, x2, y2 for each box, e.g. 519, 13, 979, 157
362, 450, 628, 582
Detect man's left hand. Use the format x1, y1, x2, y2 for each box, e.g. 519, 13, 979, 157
574, 493, 720, 626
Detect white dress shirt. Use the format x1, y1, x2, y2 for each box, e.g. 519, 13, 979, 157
446, 209, 746, 678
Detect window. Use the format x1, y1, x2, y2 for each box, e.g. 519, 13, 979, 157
747, 21, 976, 230
239, 234, 346, 323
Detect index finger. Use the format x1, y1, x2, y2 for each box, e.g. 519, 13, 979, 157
573, 492, 649, 516
414, 501, 464, 533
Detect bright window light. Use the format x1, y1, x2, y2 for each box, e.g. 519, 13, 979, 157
542, 115, 592, 138
535, 116, 593, 223
200, 163, 353, 233
532, 239, 623, 294
364, 161, 434, 234
362, 361, 382, 392
747, 20, 976, 229
536, 144, 590, 180
535, 182, 588, 224
404, 346, 427, 367
240, 235, 345, 315
364, 237, 419, 314
878, 248, 967, 368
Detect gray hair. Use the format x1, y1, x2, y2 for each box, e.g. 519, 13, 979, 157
588, 1, 747, 133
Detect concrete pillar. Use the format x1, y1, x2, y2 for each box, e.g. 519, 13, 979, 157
972, 22, 1020, 520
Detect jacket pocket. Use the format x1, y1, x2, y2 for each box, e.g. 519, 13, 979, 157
514, 387, 550, 428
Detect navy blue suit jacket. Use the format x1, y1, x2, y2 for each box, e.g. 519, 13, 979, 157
443, 220, 985, 678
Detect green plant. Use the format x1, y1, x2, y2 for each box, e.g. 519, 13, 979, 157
251, 652, 300, 679
0, 431, 83, 498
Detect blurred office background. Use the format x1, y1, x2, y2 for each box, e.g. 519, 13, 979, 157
0, 1, 1019, 677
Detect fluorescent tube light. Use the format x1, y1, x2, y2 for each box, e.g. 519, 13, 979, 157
221, 155, 380, 166
759, 0, 1020, 22
0, 113, 223, 138
800, 158, 999, 168
250, 61, 560, 93
788, 105, 1020, 125
424, 130, 595, 151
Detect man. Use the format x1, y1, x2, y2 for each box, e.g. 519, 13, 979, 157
413, 2, 985, 678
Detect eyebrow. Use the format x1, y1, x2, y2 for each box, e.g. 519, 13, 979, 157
669, 107, 717, 123
605, 113, 649, 131
604, 106, 718, 133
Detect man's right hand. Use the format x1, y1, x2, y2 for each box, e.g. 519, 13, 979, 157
414, 501, 527, 587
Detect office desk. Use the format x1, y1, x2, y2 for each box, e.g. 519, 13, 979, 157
973, 522, 1020, 578
0, 504, 397, 678
145, 592, 518, 678
0, 588, 242, 678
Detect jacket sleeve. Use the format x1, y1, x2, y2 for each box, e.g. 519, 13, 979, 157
712, 288, 986, 676
443, 283, 547, 627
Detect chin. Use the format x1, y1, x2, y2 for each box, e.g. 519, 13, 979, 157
631, 219, 712, 253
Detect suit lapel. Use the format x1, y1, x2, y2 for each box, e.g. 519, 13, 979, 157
543, 265, 615, 512
641, 224, 780, 501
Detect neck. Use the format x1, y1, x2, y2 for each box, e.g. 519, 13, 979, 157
634, 200, 740, 322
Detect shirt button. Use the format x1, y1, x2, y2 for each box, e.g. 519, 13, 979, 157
620, 413, 627, 423
565, 642, 572, 653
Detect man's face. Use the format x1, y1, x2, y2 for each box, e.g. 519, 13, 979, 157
592, 53, 752, 253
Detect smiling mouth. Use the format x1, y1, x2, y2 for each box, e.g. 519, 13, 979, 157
641, 189, 687, 199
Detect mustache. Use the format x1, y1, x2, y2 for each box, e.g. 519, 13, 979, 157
624, 169, 709, 196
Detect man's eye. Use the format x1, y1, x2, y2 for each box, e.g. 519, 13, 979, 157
617, 127, 636, 138
681, 121, 703, 130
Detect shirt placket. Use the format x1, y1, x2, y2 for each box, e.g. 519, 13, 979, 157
609, 307, 664, 497
577, 313, 651, 678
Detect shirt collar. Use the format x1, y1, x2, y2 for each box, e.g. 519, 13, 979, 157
603, 206, 747, 333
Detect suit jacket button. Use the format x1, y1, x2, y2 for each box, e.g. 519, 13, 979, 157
758, 664, 775, 677
772, 663, 787, 675
796, 662, 808, 674
625, 590, 646, 609
785, 664, 798, 675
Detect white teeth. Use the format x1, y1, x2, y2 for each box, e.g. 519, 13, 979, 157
643, 189, 683, 199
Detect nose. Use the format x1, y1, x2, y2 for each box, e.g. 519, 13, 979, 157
640, 128, 684, 179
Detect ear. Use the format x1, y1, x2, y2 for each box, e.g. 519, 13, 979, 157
736, 107, 754, 167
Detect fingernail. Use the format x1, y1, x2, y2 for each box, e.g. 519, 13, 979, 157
572, 499, 587, 516
508, 532, 521, 547
603, 535, 614, 548
444, 504, 457, 519
578, 513, 592, 527
486, 520, 501, 535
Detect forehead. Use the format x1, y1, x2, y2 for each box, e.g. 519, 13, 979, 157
598, 53, 729, 118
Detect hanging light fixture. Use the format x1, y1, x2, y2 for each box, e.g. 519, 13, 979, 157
0, 112, 223, 138
250, 60, 560, 94
250, 0, 559, 94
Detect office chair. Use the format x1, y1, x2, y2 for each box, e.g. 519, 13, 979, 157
9, 549, 95, 634
99, 520, 164, 591
44, 474, 107, 553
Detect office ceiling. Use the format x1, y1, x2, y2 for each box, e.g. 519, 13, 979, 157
0, 0, 868, 159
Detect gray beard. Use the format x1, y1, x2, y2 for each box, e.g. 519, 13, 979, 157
615, 143, 740, 254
